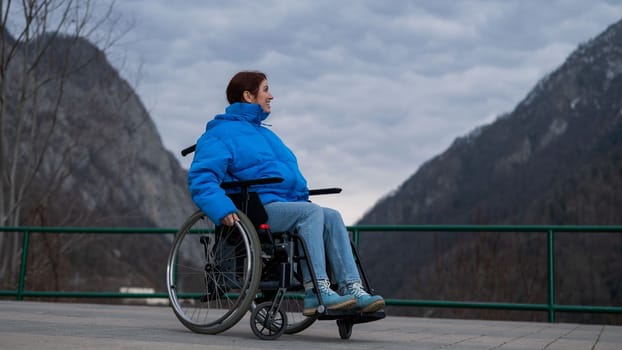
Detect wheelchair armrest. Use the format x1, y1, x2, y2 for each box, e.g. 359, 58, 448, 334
220, 177, 284, 189
309, 188, 342, 196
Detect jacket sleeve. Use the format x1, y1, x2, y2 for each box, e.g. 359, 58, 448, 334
187, 133, 237, 223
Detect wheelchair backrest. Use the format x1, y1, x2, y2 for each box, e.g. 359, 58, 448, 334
227, 191, 268, 229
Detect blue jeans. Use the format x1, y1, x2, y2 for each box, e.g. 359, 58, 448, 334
264, 201, 360, 285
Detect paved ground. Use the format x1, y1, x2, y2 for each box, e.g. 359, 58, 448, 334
0, 300, 621, 349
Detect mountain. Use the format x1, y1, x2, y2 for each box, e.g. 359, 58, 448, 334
356, 19, 622, 324
1, 32, 196, 295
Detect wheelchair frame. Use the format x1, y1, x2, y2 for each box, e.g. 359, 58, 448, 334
166, 146, 384, 340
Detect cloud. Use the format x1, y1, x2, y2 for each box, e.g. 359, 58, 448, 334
109, 0, 622, 224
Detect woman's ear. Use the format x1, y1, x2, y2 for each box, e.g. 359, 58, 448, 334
243, 91, 255, 103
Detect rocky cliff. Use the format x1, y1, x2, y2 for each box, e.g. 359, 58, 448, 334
2, 32, 196, 294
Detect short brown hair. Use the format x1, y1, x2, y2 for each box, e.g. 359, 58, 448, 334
226, 71, 267, 104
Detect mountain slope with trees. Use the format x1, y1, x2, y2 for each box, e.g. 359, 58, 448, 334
356, 19, 622, 324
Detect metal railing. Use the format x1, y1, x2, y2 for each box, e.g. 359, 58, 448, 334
351, 225, 622, 322
1, 225, 622, 323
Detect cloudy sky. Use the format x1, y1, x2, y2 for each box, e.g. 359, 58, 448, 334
107, 1, 620, 224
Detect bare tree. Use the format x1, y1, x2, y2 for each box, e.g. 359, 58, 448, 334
0, 0, 133, 285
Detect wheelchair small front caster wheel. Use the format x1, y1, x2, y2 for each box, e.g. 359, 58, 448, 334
250, 302, 287, 340
337, 319, 353, 339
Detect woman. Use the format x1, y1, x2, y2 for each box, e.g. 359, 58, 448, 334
188, 71, 384, 315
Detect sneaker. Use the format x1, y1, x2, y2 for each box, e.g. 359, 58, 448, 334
340, 281, 385, 313
303, 279, 356, 316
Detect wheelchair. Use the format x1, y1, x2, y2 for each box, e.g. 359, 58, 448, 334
166, 147, 385, 340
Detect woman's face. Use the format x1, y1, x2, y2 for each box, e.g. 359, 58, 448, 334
245, 79, 273, 112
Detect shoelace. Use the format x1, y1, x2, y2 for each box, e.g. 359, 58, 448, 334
317, 279, 337, 295
347, 282, 369, 298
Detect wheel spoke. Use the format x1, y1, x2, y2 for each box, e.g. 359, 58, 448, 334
166, 210, 261, 334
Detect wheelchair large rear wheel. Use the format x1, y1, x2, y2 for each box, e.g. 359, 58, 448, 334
166, 210, 262, 334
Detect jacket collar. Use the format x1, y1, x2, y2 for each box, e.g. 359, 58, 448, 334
219, 103, 270, 125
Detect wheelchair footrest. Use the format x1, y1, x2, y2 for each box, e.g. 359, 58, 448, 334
316, 309, 386, 324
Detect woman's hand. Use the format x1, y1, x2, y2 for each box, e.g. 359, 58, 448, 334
220, 212, 240, 226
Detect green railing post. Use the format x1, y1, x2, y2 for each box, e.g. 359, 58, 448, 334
351, 227, 360, 247
17, 229, 31, 301
547, 229, 556, 322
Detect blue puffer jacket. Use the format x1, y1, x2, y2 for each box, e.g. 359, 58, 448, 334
188, 102, 309, 223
